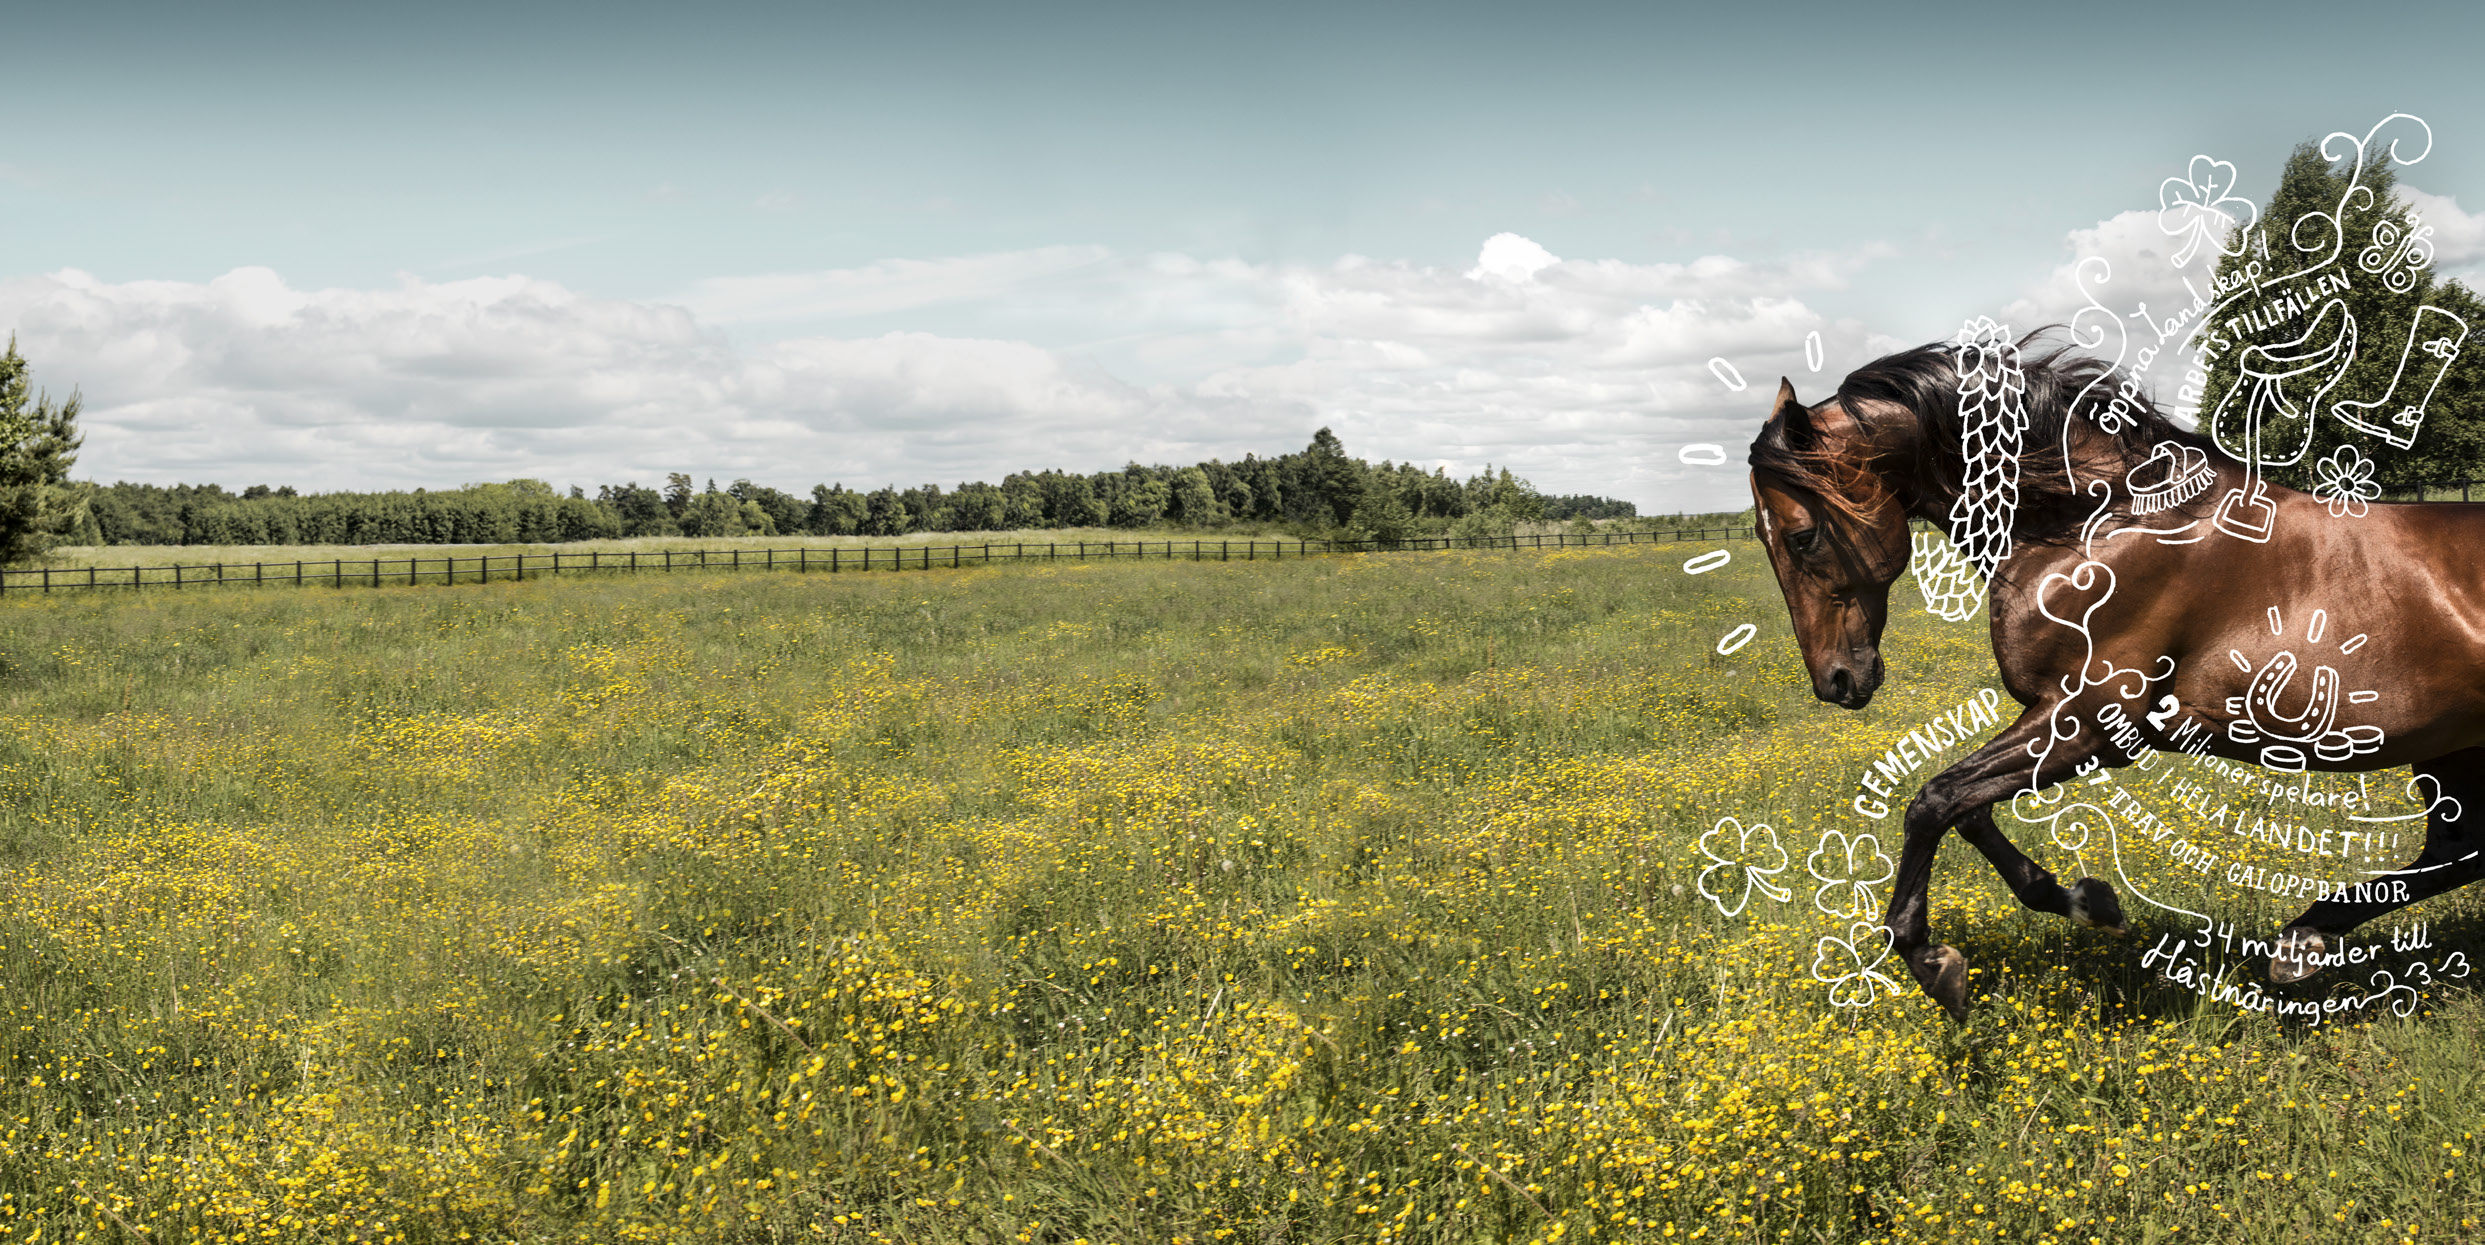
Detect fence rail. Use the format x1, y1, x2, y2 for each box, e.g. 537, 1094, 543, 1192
0, 526, 1765, 595
2380, 479, 2485, 502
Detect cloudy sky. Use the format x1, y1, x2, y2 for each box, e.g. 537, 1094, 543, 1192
9, 0, 2485, 511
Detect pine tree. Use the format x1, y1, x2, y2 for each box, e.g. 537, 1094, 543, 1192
0, 338, 91, 562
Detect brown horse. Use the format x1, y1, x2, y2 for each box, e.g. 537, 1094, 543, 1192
1747, 331, 2485, 1020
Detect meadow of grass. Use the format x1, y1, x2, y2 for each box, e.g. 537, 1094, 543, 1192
0, 541, 2476, 1243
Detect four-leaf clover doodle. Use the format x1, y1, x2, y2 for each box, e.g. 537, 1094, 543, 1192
1806, 829, 1896, 918
2158, 155, 2258, 269
1811, 921, 1903, 1009
1695, 816, 1791, 918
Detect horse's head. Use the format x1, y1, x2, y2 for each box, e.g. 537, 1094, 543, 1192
1747, 379, 1913, 709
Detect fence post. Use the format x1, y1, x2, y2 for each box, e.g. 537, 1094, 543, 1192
41, 567, 48, 593
174, 564, 182, 590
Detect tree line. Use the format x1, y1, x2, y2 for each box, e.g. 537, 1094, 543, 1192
78, 428, 1637, 549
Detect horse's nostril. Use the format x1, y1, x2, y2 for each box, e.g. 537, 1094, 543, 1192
1828, 669, 1853, 702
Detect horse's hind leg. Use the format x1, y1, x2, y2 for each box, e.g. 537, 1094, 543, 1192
1954, 804, 2128, 933
2270, 748, 2485, 982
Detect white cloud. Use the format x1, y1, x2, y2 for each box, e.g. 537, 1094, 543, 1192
0, 234, 1898, 509
1467, 233, 1560, 283
1999, 208, 2210, 340
2399, 187, 2485, 285
677, 246, 1112, 324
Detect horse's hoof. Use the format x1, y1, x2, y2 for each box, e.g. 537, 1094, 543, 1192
2067, 877, 2128, 935
1907, 944, 1972, 1022
2269, 928, 2327, 984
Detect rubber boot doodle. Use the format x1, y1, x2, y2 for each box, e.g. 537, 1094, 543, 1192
2333, 304, 2469, 449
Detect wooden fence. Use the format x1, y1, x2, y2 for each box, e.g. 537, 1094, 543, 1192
0, 526, 1764, 595
2380, 479, 2485, 502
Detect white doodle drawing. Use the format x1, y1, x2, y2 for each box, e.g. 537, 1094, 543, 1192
1907, 529, 1985, 622
1708, 357, 1748, 391
1949, 317, 2028, 577
1805, 330, 1824, 373
2124, 442, 2215, 515
1806, 829, 1896, 918
2209, 299, 2358, 544
2159, 155, 2259, 268
2057, 253, 2137, 442
1682, 549, 1731, 575
1678, 443, 1728, 466
2147, 115, 2427, 374
2332, 304, 2470, 449
1811, 921, 1903, 1008
2063, 257, 2132, 438
1695, 816, 1791, 917
2358, 210, 2436, 294
2350, 772, 2463, 825
2225, 608, 2386, 772
1716, 623, 1757, 656
2311, 444, 2382, 518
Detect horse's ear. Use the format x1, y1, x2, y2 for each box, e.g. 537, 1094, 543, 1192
1768, 378, 1803, 424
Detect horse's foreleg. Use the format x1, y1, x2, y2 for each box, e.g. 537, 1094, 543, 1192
1889, 702, 2110, 1021
2271, 748, 2485, 982
1954, 805, 2128, 933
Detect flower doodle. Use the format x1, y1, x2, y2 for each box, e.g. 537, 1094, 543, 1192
1811, 921, 1902, 1009
1695, 816, 1791, 917
2312, 444, 2381, 518
2158, 155, 2258, 268
1806, 829, 1896, 918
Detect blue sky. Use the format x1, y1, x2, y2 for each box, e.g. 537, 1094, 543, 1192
8, 0, 2485, 510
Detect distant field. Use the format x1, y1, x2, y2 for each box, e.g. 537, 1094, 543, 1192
0, 542, 2475, 1242
35, 525, 1308, 569
30, 513, 1759, 573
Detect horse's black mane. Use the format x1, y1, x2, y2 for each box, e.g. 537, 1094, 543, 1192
1748, 328, 2217, 546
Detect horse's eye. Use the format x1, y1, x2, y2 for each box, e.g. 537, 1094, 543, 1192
1787, 528, 1822, 556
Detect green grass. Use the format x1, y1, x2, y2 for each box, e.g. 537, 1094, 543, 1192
0, 542, 2474, 1243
